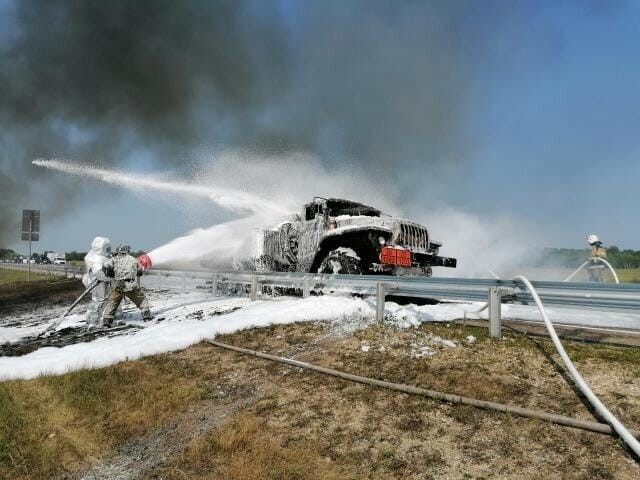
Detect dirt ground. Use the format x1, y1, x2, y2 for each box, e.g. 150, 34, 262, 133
81, 320, 639, 479
0, 278, 85, 316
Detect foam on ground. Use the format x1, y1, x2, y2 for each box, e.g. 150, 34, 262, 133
2, 290, 640, 381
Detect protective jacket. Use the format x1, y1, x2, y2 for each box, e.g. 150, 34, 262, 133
589, 245, 607, 259
83, 236, 111, 325
103, 254, 143, 292
101, 252, 151, 325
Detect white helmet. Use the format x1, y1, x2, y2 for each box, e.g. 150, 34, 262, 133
587, 234, 600, 245
90, 236, 111, 256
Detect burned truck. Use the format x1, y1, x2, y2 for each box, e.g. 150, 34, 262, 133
252, 197, 456, 276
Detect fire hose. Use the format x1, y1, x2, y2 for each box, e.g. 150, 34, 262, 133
512, 275, 640, 456
209, 274, 640, 457
40, 280, 101, 336
38, 255, 152, 338
563, 257, 620, 284
206, 339, 640, 442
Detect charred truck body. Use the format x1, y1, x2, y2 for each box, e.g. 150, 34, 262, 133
252, 197, 456, 276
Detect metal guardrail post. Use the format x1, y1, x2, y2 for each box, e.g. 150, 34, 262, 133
376, 282, 385, 322
250, 276, 258, 301
303, 278, 311, 298
489, 287, 514, 338
489, 287, 502, 338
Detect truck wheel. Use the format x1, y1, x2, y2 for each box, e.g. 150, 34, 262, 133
318, 248, 362, 274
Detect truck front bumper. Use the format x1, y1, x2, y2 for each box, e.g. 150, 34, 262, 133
379, 247, 457, 269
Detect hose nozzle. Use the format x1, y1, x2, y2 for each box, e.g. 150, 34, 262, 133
138, 254, 152, 270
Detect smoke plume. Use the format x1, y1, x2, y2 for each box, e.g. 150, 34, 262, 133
0, 0, 500, 245
6, 1, 621, 255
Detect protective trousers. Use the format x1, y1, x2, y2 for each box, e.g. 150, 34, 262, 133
102, 287, 151, 326
86, 281, 109, 326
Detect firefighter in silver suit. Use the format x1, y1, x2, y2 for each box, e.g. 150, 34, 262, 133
82, 236, 112, 327
101, 243, 152, 326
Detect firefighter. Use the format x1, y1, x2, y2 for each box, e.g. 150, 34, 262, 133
82, 236, 112, 327
586, 234, 607, 282
101, 243, 152, 326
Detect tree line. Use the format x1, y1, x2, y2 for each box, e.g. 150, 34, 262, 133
534, 247, 640, 269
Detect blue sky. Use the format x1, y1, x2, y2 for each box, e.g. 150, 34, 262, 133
2, 1, 640, 255
462, 1, 640, 247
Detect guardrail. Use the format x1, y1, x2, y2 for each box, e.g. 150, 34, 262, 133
3, 263, 639, 336
142, 269, 640, 314
6, 263, 640, 313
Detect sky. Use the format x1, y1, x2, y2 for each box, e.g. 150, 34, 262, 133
1, 0, 639, 256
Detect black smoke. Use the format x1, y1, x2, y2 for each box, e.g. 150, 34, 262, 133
0, 0, 587, 245
0, 0, 292, 244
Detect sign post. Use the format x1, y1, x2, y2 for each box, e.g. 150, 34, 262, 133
21, 210, 40, 283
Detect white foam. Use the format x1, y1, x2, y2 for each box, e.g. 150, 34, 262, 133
0, 295, 372, 380
2, 291, 639, 380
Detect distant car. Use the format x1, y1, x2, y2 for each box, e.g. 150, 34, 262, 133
53, 259, 66, 265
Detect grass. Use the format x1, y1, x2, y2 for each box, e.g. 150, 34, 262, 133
0, 269, 52, 285
146, 413, 345, 480
616, 268, 640, 283
1, 320, 638, 479
576, 267, 640, 284
0, 353, 212, 479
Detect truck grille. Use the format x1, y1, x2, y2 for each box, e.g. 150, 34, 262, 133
396, 223, 429, 252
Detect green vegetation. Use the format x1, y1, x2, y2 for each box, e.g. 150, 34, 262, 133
0, 249, 19, 261
616, 268, 640, 283
64, 251, 86, 261
0, 270, 51, 285
537, 247, 640, 269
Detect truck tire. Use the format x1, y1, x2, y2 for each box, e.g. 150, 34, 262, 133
318, 248, 362, 274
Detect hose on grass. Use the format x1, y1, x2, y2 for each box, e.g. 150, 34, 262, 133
206, 339, 640, 442
512, 275, 639, 457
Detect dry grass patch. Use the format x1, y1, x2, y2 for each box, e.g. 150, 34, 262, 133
2, 317, 639, 479
208, 320, 640, 479
146, 413, 345, 480
0, 349, 219, 480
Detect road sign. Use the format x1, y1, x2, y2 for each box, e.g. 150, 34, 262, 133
21, 209, 40, 283
21, 209, 40, 241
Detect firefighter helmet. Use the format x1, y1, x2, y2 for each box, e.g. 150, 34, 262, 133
587, 234, 600, 245
115, 243, 131, 255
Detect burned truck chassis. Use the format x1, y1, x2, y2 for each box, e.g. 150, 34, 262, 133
253, 198, 456, 276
